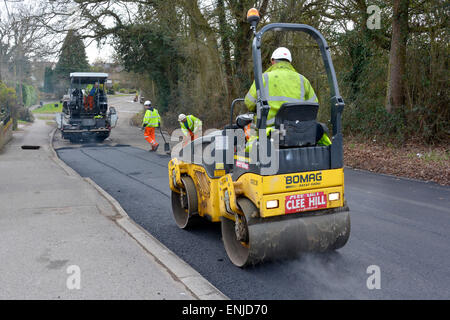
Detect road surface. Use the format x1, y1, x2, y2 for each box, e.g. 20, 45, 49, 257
55, 95, 450, 299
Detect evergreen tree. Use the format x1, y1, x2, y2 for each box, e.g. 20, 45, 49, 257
54, 30, 90, 93
43, 67, 54, 93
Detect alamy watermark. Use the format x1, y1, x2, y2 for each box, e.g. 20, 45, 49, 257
367, 5, 381, 30
366, 265, 381, 290
170, 127, 280, 175
66, 265, 81, 290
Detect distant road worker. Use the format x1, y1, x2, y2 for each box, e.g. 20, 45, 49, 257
178, 114, 202, 146
142, 100, 161, 152
84, 82, 103, 112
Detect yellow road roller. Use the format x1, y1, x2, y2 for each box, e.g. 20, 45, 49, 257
168, 9, 350, 267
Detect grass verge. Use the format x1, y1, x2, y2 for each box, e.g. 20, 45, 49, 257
37, 115, 55, 120
32, 102, 62, 114
110, 94, 132, 97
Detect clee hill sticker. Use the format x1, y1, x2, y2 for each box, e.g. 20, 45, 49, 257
285, 191, 327, 214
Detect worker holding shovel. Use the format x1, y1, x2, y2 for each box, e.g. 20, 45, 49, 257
141, 100, 161, 152
141, 100, 171, 154
178, 114, 202, 147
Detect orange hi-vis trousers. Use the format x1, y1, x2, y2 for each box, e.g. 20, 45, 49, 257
84, 96, 94, 111
144, 127, 159, 148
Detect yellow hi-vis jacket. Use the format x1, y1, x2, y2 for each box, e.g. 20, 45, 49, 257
244, 61, 331, 150
142, 108, 161, 127
180, 115, 202, 137
85, 84, 103, 96
245, 61, 318, 126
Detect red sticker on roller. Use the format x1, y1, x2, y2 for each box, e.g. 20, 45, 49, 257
285, 192, 327, 214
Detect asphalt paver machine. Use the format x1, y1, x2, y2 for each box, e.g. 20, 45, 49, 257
57, 72, 118, 143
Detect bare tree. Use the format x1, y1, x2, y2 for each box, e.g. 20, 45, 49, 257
1, 1, 64, 98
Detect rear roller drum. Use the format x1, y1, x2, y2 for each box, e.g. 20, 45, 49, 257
221, 197, 351, 267
171, 176, 198, 229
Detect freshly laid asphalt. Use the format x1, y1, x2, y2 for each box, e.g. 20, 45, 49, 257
56, 144, 450, 300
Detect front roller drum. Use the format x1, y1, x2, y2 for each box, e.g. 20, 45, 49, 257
221, 197, 351, 267
171, 176, 198, 229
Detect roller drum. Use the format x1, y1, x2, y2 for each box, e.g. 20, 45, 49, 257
222, 197, 350, 267
171, 176, 199, 229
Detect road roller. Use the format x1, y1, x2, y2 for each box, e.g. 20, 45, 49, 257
168, 9, 350, 267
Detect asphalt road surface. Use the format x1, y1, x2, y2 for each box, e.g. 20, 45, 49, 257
55, 96, 450, 299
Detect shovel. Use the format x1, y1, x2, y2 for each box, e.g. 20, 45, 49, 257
159, 126, 171, 155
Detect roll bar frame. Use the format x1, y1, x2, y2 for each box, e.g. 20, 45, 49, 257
251, 23, 345, 136
230, 98, 245, 126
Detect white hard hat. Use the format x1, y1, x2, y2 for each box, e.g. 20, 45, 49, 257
271, 47, 292, 62
178, 114, 186, 122
144, 100, 151, 106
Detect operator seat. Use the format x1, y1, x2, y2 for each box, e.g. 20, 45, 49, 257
274, 102, 329, 148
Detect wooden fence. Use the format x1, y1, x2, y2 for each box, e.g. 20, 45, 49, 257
0, 112, 13, 151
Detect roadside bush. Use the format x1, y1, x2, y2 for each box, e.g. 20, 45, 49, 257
15, 84, 38, 107
0, 82, 17, 127
113, 82, 120, 92
0, 82, 16, 108
130, 109, 145, 126
343, 103, 408, 144
17, 106, 34, 123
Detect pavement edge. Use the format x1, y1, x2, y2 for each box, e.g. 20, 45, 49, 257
49, 128, 228, 300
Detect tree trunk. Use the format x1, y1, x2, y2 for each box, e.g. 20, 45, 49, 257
217, 0, 234, 100
386, 0, 410, 113
232, 0, 269, 93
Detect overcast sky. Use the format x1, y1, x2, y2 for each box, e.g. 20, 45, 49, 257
85, 41, 114, 64
1, 0, 220, 64
0, 0, 115, 64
